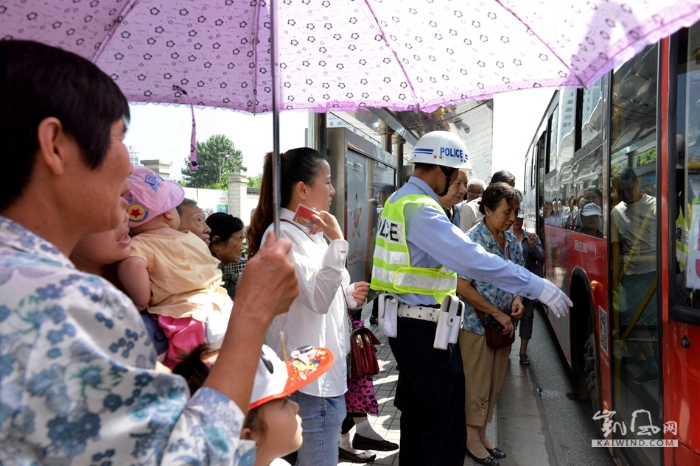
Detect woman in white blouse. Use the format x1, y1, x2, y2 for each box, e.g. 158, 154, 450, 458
248, 148, 370, 466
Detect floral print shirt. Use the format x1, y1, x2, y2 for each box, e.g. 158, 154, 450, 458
460, 221, 525, 335
0, 216, 254, 465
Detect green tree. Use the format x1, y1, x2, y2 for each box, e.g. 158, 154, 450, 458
181, 134, 246, 189
247, 173, 263, 188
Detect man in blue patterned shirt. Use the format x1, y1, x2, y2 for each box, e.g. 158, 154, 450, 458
0, 40, 299, 465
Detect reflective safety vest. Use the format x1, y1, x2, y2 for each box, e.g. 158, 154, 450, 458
371, 193, 457, 302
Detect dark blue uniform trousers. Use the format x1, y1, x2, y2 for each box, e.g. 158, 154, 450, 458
389, 317, 466, 466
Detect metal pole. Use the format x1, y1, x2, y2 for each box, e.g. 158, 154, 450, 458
307, 113, 327, 156
270, 0, 281, 237
379, 122, 393, 154
394, 133, 405, 188
379, 122, 398, 186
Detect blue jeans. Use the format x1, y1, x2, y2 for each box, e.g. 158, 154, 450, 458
288, 391, 346, 466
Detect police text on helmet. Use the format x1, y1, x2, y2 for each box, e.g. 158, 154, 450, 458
440, 147, 465, 159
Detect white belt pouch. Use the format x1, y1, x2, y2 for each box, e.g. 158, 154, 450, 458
379, 293, 399, 338
433, 295, 463, 350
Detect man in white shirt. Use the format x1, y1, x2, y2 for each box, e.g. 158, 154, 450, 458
460, 171, 516, 232
611, 167, 658, 385
466, 178, 486, 203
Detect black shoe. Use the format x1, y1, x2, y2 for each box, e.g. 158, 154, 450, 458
466, 449, 499, 466
486, 447, 506, 459
369, 316, 378, 326
338, 447, 376, 463
633, 371, 658, 385
352, 433, 399, 451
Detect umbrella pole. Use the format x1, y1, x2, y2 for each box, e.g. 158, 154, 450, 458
270, 0, 281, 237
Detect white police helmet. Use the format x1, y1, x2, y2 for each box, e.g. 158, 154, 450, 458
410, 131, 472, 170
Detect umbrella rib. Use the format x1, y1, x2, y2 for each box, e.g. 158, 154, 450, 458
90, 0, 141, 64
360, 0, 420, 107
252, 0, 263, 113
495, 1, 585, 87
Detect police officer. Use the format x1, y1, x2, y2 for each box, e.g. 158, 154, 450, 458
371, 131, 571, 466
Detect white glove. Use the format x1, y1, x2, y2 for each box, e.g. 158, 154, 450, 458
537, 279, 572, 317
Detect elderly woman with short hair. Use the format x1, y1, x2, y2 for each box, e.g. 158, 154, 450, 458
206, 212, 246, 299
457, 183, 525, 466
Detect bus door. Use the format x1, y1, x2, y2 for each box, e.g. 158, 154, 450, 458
609, 43, 661, 466
666, 24, 700, 465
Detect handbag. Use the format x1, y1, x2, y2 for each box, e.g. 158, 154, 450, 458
342, 280, 381, 379
477, 310, 515, 350
476, 237, 516, 349
350, 327, 381, 378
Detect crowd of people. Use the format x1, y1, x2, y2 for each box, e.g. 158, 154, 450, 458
542, 187, 604, 237
0, 40, 574, 466
368, 131, 570, 466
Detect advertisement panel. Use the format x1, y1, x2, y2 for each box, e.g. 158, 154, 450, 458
344, 150, 396, 284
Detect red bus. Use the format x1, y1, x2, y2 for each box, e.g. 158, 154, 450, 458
523, 23, 700, 466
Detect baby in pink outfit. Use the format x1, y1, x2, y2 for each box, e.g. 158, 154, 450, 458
118, 166, 231, 368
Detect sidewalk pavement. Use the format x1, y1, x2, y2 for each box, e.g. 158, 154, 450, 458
496, 333, 550, 466
338, 307, 548, 466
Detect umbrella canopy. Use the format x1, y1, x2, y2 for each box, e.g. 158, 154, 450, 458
3, 0, 700, 113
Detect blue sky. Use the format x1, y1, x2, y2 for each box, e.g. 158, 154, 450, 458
124, 88, 554, 186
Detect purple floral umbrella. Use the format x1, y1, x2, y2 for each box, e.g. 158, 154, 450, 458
3, 0, 700, 112
2, 0, 700, 230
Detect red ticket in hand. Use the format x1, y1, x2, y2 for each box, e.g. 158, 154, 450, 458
293, 204, 322, 234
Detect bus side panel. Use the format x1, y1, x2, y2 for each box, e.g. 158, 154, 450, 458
664, 321, 700, 462
544, 224, 571, 364
566, 232, 612, 412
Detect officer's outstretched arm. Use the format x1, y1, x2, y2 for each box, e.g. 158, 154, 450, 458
536, 279, 572, 317
406, 206, 570, 316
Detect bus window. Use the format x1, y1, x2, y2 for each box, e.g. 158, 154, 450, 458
609, 42, 660, 466
611, 45, 659, 156
545, 98, 572, 230
674, 24, 700, 312
559, 89, 577, 228
531, 146, 536, 188
524, 158, 529, 195
537, 131, 547, 242
581, 80, 604, 148
571, 146, 604, 236
547, 106, 558, 173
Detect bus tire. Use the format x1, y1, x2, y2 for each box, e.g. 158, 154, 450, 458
584, 314, 603, 433
570, 274, 594, 402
